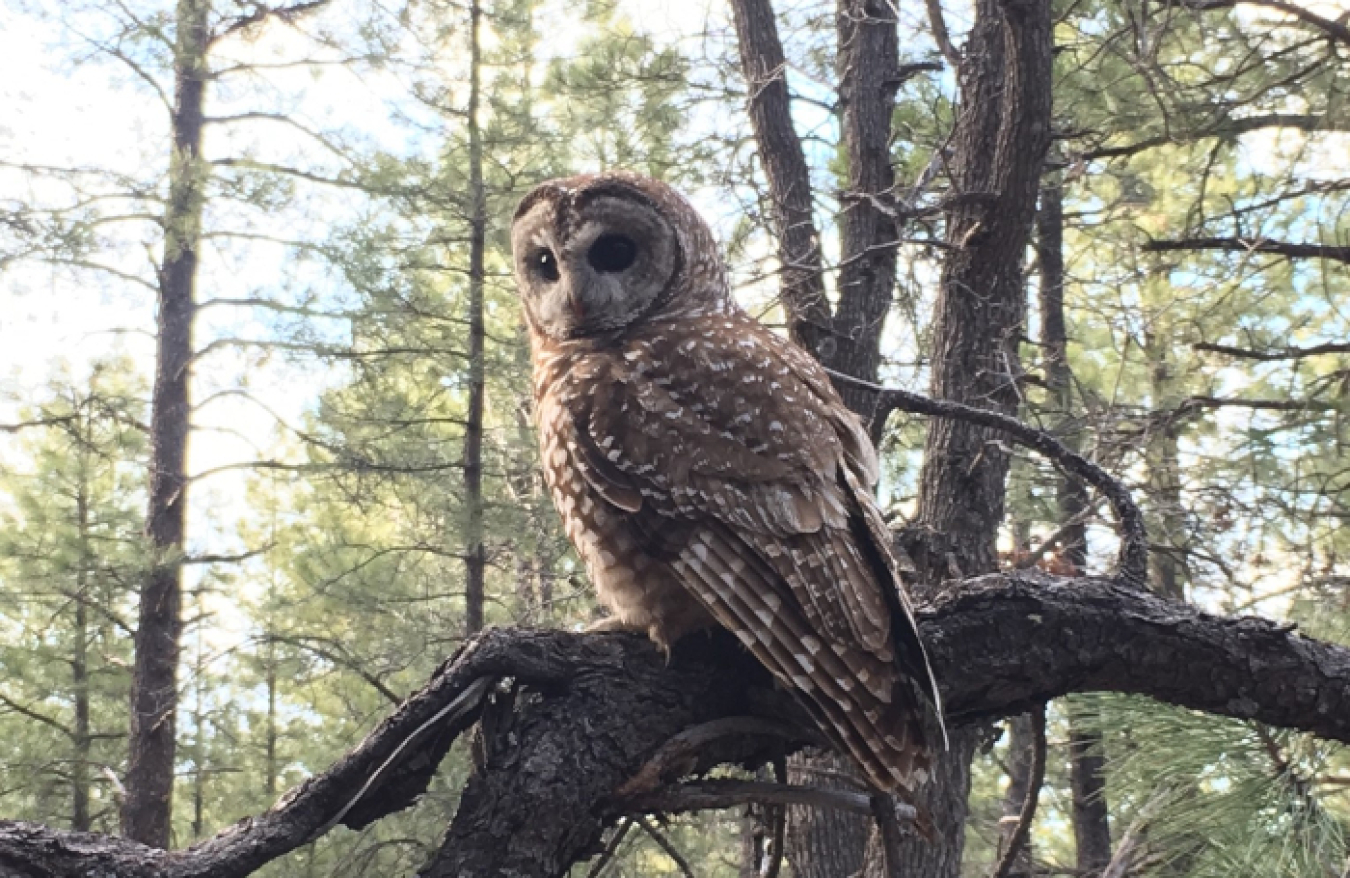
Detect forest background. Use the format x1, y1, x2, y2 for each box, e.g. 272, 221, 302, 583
1, 0, 1348, 874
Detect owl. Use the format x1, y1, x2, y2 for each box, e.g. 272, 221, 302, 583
511, 171, 942, 793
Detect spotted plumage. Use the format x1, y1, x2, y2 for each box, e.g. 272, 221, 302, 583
511, 171, 943, 793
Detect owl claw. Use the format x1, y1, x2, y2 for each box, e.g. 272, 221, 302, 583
583, 617, 673, 663
584, 615, 637, 635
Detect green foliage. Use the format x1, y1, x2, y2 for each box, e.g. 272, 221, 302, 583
0, 358, 148, 831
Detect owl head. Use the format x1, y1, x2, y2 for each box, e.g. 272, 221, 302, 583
511, 172, 729, 341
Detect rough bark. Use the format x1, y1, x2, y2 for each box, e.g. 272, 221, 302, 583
829, 0, 904, 418
6, 572, 1350, 878
783, 751, 870, 878
123, 0, 211, 848
463, 0, 487, 636
900, 0, 1053, 872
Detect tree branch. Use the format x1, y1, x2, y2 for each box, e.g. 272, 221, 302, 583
4, 573, 1350, 877
1180, 0, 1350, 46
1143, 236, 1350, 264
990, 705, 1047, 878
1195, 341, 1350, 361
830, 370, 1149, 585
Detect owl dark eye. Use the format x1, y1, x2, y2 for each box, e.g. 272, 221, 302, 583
533, 249, 560, 282
588, 234, 637, 273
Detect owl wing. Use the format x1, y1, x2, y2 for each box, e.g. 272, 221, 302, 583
565, 321, 941, 791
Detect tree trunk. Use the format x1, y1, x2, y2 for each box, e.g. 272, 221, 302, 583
996, 714, 1036, 876
829, 0, 904, 419
902, 0, 1052, 873
1144, 335, 1188, 602
73, 440, 92, 833
784, 751, 871, 878
462, 0, 488, 637
1038, 171, 1113, 876
728, 0, 832, 356
124, 0, 211, 848
265, 642, 278, 799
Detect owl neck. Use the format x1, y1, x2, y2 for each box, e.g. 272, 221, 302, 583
527, 293, 741, 399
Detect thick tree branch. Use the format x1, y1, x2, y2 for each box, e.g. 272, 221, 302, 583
4, 573, 1350, 877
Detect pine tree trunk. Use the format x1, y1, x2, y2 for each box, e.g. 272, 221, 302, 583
463, 0, 488, 637
1038, 172, 1113, 876
124, 0, 211, 847
901, 0, 1052, 873
728, 0, 831, 356
1145, 339, 1188, 602
73, 448, 92, 833
265, 643, 278, 799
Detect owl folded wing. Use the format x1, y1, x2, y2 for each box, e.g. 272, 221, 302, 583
561, 340, 942, 790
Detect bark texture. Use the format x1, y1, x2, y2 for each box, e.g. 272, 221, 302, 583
463, 0, 488, 636
6, 572, 1350, 878
901, 0, 1053, 872
124, 0, 211, 848
728, 0, 832, 355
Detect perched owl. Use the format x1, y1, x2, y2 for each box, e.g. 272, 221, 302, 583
511, 171, 942, 793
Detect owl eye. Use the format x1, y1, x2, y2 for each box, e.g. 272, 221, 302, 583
533, 249, 560, 282
588, 234, 638, 273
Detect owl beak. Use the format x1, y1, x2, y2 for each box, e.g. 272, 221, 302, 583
566, 284, 586, 322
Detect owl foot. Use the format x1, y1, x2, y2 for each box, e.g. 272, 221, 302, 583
583, 617, 674, 662
584, 615, 642, 635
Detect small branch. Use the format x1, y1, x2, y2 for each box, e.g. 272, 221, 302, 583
635, 817, 697, 878
584, 819, 634, 878
1081, 114, 1336, 160
1195, 341, 1350, 361
1143, 236, 1350, 265
212, 0, 333, 43
0, 692, 73, 739
830, 369, 1148, 585
183, 544, 274, 566
1181, 395, 1334, 413
1179, 0, 1350, 45
924, 0, 963, 66
620, 779, 894, 818
615, 717, 823, 797
870, 793, 911, 878
990, 705, 1048, 878
0, 415, 77, 434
